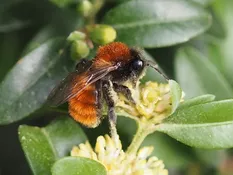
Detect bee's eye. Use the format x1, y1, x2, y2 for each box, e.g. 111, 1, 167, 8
132, 59, 144, 70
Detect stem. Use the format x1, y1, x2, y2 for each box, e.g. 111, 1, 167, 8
126, 121, 153, 155
87, 0, 105, 24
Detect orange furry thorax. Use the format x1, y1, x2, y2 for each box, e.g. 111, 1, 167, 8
95, 42, 132, 64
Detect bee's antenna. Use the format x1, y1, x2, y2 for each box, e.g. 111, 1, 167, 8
146, 60, 169, 80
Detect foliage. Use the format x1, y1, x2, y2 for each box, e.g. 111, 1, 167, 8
1, 0, 233, 175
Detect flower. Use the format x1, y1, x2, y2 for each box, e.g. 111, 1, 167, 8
71, 134, 168, 175
115, 81, 174, 124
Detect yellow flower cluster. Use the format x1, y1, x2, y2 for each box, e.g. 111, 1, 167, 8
116, 81, 172, 123
71, 134, 168, 175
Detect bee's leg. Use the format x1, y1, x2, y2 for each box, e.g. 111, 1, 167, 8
113, 83, 135, 104
96, 80, 103, 119
102, 80, 117, 139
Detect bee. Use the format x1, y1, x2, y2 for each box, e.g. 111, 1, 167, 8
48, 42, 167, 129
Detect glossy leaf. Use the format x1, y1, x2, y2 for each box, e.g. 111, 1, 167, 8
103, 0, 211, 48
19, 117, 87, 175
157, 100, 233, 148
52, 157, 107, 175
0, 38, 74, 124
169, 80, 182, 114
175, 47, 233, 99
24, 11, 84, 54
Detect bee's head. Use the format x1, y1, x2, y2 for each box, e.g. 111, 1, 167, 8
129, 48, 168, 80
129, 49, 145, 76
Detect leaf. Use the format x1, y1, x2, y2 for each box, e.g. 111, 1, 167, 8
19, 126, 57, 175
52, 157, 107, 175
190, 0, 214, 6
19, 117, 87, 175
117, 117, 193, 169
194, 149, 226, 167
169, 80, 182, 114
175, 47, 233, 99
142, 132, 194, 169
0, 17, 29, 33
0, 38, 74, 124
0, 1, 29, 32
0, 32, 22, 81
157, 100, 233, 148
140, 50, 166, 83
212, 1, 233, 86
24, 10, 84, 54
50, 0, 80, 8
103, 0, 211, 48
178, 94, 215, 109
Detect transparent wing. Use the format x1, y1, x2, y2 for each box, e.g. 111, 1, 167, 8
47, 65, 117, 106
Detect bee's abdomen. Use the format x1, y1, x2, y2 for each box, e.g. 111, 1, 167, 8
68, 84, 101, 128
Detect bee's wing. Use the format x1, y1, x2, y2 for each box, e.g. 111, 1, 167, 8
47, 64, 118, 106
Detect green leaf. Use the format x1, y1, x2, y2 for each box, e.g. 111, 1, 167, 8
169, 80, 182, 114
0, 32, 22, 81
142, 132, 194, 169
19, 126, 57, 175
43, 117, 87, 157
190, 0, 214, 6
0, 38, 74, 124
157, 100, 233, 148
0, 18, 29, 33
50, 0, 80, 8
103, 0, 211, 48
0, 2, 29, 33
52, 157, 107, 175
19, 117, 87, 175
24, 11, 84, 54
140, 50, 166, 83
212, 1, 233, 86
117, 117, 194, 169
194, 149, 226, 167
179, 94, 215, 109
175, 47, 233, 99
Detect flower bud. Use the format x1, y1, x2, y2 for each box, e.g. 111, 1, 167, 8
77, 0, 93, 17
88, 24, 117, 45
67, 31, 86, 42
70, 40, 90, 60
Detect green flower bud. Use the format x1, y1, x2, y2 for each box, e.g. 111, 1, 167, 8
88, 24, 117, 45
70, 40, 90, 60
77, 0, 93, 17
67, 31, 86, 42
